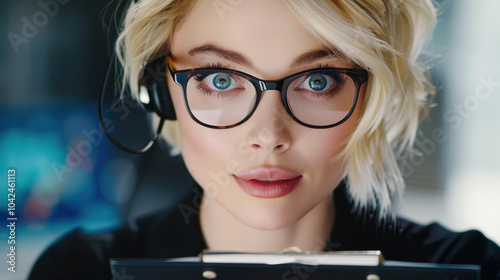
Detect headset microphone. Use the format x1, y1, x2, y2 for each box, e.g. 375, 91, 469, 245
99, 51, 176, 154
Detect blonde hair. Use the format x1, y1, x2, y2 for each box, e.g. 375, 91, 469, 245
116, 0, 437, 217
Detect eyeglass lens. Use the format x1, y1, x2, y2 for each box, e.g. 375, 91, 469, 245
184, 70, 356, 127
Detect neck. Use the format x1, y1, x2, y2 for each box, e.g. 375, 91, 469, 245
200, 194, 335, 252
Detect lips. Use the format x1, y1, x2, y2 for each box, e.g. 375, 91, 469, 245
234, 167, 302, 198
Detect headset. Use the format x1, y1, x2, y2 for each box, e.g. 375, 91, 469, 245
141, 56, 176, 121
99, 0, 176, 154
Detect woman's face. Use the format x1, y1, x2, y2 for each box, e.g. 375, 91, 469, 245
168, 0, 365, 230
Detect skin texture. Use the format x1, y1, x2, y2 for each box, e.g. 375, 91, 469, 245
168, 0, 366, 252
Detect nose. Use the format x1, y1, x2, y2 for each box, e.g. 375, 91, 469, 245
245, 90, 292, 154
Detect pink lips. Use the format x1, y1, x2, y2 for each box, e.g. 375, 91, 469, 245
233, 167, 302, 198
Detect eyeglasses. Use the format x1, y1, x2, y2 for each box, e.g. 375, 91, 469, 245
167, 56, 368, 129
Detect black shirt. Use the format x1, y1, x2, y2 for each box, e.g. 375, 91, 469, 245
29, 184, 500, 280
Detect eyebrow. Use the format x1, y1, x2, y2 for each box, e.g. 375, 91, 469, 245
292, 48, 336, 67
188, 44, 253, 68
188, 44, 337, 68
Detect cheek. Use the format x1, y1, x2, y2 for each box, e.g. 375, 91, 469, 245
316, 83, 366, 160
296, 127, 350, 180
298, 88, 365, 179
169, 80, 235, 183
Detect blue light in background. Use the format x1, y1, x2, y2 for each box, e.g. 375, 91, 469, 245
0, 105, 122, 229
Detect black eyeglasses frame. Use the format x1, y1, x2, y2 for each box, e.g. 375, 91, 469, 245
166, 55, 368, 129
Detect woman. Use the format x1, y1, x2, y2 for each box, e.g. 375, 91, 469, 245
29, 0, 500, 279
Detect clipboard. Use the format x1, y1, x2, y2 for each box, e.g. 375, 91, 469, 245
110, 250, 480, 280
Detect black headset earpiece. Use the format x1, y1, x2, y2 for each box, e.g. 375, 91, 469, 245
98, 0, 176, 153
141, 56, 176, 121
130, 0, 176, 120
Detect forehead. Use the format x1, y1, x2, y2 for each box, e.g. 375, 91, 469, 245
170, 0, 346, 75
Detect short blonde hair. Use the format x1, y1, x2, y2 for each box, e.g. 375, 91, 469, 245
116, 0, 437, 217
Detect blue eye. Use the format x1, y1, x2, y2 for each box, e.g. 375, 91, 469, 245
198, 72, 241, 92
297, 73, 336, 92
308, 74, 328, 91
193, 71, 246, 97
213, 73, 232, 90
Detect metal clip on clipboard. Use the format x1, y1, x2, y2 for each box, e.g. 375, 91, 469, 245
198, 248, 384, 266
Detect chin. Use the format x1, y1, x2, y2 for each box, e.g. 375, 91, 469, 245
243, 217, 296, 231
235, 203, 306, 231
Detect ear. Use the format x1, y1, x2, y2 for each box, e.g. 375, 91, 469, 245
142, 56, 177, 120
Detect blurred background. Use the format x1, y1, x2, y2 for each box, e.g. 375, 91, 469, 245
0, 0, 499, 279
